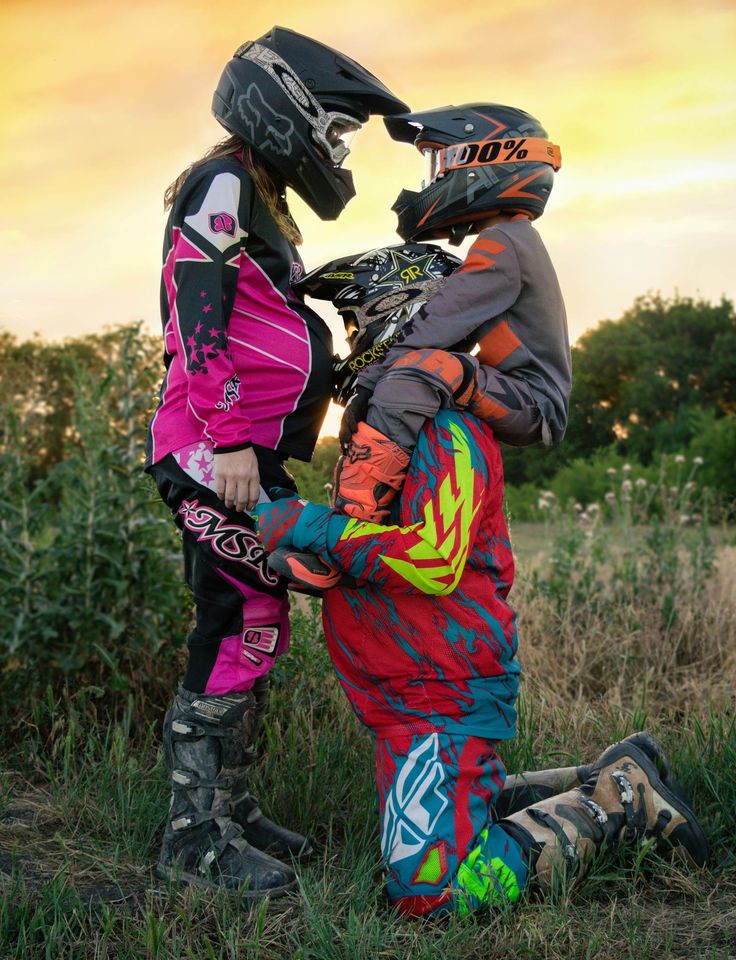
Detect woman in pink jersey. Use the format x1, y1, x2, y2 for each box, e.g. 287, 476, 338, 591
145, 26, 407, 896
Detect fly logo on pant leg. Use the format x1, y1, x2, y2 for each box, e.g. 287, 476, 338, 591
241, 624, 280, 666
178, 499, 279, 587
381, 733, 449, 865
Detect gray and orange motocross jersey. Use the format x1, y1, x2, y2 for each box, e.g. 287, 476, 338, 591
145, 156, 334, 469
355, 219, 571, 444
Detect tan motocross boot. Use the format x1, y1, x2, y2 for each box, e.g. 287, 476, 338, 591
499, 740, 708, 893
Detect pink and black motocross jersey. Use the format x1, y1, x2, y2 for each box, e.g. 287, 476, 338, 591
146, 156, 334, 468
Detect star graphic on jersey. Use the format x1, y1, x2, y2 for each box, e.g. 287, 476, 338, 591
203, 304, 213, 314
376, 250, 439, 290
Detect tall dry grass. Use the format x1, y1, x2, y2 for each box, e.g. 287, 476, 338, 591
513, 479, 736, 717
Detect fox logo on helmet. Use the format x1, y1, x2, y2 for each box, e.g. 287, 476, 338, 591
238, 84, 294, 156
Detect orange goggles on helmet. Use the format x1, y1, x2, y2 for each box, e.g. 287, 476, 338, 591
421, 137, 562, 184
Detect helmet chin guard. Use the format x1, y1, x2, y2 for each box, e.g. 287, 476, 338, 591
212, 26, 409, 220
384, 103, 562, 242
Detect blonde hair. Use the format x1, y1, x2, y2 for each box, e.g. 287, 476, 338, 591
163, 134, 303, 245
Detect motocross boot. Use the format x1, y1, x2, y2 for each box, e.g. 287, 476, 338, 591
229, 674, 313, 861
266, 547, 343, 595
156, 686, 297, 896
267, 421, 409, 591
333, 421, 410, 523
494, 731, 671, 819
500, 740, 708, 894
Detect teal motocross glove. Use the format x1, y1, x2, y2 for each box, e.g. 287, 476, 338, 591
252, 493, 308, 553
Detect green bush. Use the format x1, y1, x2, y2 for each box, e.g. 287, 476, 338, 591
0, 326, 189, 705
688, 410, 736, 507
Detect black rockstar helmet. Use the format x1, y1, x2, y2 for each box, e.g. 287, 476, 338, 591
212, 26, 409, 221
295, 243, 461, 404
385, 103, 562, 244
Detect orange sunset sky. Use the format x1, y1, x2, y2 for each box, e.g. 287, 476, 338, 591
2, 0, 735, 433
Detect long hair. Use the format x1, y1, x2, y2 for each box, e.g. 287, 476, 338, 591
163, 134, 303, 245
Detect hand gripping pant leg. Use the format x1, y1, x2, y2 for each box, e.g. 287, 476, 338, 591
151, 454, 291, 694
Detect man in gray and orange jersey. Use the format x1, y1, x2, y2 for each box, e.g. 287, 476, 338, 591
334, 102, 571, 525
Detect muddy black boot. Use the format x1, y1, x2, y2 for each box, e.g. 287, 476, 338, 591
494, 731, 670, 820
156, 687, 297, 896
500, 740, 708, 894
229, 675, 313, 861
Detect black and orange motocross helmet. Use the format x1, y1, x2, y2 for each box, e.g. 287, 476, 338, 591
212, 26, 409, 221
385, 103, 561, 244
294, 243, 461, 404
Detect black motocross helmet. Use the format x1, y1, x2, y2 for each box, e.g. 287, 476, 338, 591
295, 243, 461, 405
212, 26, 409, 221
385, 104, 562, 244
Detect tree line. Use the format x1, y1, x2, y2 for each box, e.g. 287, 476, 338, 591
1, 293, 734, 506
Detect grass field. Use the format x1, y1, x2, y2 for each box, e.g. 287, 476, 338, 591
2, 522, 736, 959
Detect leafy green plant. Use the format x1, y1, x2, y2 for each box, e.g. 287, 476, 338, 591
0, 325, 188, 706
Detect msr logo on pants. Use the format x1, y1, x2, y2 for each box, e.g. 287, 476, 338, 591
242, 624, 280, 666
178, 499, 279, 587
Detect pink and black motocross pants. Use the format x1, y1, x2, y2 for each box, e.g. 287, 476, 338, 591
149, 443, 292, 695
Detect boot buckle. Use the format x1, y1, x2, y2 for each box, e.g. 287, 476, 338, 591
171, 720, 205, 737
171, 814, 195, 831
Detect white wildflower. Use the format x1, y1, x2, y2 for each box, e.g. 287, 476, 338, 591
587, 503, 601, 516
635, 477, 647, 489
538, 498, 550, 510
693, 456, 704, 466
606, 467, 617, 477
675, 454, 686, 464
622, 463, 632, 474
685, 481, 696, 491
574, 502, 583, 513
622, 479, 633, 492
670, 486, 679, 495
604, 491, 616, 505
679, 514, 691, 525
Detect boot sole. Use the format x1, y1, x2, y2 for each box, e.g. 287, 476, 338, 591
605, 742, 709, 868
154, 864, 298, 899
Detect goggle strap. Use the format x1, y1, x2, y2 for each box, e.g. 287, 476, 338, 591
435, 138, 562, 176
